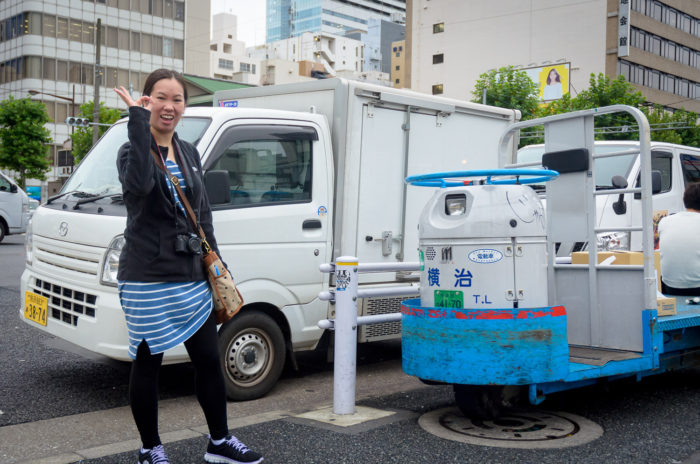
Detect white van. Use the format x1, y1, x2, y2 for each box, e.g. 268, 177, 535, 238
516, 141, 700, 254
20, 79, 519, 400
0, 171, 29, 242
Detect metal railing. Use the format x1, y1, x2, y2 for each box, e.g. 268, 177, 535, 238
318, 256, 420, 415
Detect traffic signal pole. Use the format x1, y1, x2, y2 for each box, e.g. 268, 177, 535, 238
92, 18, 102, 146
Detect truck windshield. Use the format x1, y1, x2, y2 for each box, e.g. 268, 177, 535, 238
61, 116, 211, 196
517, 144, 637, 189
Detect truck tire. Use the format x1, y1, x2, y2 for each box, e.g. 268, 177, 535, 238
0, 221, 5, 243
217, 310, 285, 401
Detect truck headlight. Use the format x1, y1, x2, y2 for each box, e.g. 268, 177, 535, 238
596, 231, 630, 251
25, 219, 33, 264
100, 235, 125, 287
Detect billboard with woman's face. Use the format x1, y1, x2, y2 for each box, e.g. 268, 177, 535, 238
523, 63, 570, 102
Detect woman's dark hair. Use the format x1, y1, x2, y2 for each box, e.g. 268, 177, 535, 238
142, 68, 188, 101
546, 69, 561, 85
683, 182, 700, 210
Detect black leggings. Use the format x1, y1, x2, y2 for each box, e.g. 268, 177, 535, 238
129, 312, 229, 449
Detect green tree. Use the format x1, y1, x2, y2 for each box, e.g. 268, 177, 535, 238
643, 105, 700, 147
472, 66, 540, 120
534, 73, 699, 146
0, 96, 52, 188
538, 73, 647, 141
70, 102, 121, 164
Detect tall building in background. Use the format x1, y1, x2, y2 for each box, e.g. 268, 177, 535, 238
247, 31, 365, 83
210, 12, 259, 84
407, 0, 699, 113
391, 39, 406, 88
351, 18, 405, 74
0, 0, 208, 196
266, 0, 405, 43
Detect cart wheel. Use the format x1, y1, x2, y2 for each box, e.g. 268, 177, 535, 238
453, 384, 515, 420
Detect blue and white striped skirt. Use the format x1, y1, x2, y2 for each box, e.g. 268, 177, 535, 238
118, 280, 213, 359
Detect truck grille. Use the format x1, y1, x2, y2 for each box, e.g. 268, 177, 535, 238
30, 278, 97, 326
358, 296, 403, 342
34, 236, 102, 277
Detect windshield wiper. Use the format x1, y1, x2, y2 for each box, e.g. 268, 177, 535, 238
46, 190, 96, 205
72, 193, 123, 209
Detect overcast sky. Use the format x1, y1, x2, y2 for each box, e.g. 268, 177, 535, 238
210, 0, 267, 46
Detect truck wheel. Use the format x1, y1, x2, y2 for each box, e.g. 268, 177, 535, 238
453, 384, 507, 420
217, 310, 285, 401
0, 220, 5, 243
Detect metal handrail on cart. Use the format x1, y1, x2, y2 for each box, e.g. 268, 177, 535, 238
499, 106, 656, 335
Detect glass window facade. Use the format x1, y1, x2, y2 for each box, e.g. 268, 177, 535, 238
0, 11, 184, 60
630, 27, 700, 69
619, 59, 699, 99
267, 0, 405, 42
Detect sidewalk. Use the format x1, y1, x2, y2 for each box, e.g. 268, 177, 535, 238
3, 358, 423, 464
53, 380, 700, 464
5, 360, 700, 464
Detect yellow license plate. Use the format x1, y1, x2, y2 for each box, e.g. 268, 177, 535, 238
24, 291, 48, 326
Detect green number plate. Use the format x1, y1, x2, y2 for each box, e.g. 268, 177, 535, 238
434, 290, 463, 308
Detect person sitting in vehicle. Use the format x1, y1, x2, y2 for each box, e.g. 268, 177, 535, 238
658, 182, 700, 296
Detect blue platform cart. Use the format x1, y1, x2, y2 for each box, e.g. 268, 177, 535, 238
401, 106, 700, 418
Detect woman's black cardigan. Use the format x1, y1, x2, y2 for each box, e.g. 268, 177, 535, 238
116, 106, 222, 282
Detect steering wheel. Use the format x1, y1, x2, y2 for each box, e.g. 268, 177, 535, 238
405, 169, 559, 188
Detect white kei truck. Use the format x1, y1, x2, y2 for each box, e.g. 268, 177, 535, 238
0, 170, 30, 242
516, 141, 700, 255
20, 78, 519, 400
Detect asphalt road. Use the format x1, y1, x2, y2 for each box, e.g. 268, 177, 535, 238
75, 370, 700, 464
0, 234, 25, 290
2, 235, 700, 463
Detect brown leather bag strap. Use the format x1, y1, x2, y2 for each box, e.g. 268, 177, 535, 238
150, 146, 211, 253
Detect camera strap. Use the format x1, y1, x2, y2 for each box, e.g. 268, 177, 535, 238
151, 145, 212, 255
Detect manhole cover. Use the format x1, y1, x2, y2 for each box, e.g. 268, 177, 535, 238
419, 407, 603, 449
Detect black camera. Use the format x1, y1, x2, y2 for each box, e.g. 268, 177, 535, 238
174, 233, 202, 255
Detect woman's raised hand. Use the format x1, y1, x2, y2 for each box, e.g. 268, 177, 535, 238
114, 86, 152, 110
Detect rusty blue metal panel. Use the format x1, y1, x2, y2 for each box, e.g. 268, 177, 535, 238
400, 299, 569, 385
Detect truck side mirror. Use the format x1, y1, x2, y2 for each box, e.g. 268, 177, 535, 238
204, 170, 231, 205
611, 175, 627, 215
9, 184, 18, 193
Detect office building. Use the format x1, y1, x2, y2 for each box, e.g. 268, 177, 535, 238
391, 39, 406, 88
353, 18, 405, 74
266, 0, 405, 43
0, 0, 209, 194
247, 31, 365, 81
407, 0, 699, 113
210, 12, 260, 84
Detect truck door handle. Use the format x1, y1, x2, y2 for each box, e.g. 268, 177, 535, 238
303, 219, 322, 230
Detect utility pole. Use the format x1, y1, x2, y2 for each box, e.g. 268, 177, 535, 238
92, 18, 102, 146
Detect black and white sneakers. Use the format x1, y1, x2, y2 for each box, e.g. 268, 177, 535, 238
204, 436, 264, 464
138, 444, 170, 464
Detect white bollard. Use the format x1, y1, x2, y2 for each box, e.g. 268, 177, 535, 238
333, 255, 359, 415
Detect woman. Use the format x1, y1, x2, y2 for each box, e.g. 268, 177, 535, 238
543, 68, 563, 100
115, 69, 263, 464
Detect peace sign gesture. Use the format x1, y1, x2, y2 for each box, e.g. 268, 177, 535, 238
114, 86, 153, 110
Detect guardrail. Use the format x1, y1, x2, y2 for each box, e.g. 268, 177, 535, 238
318, 256, 420, 415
